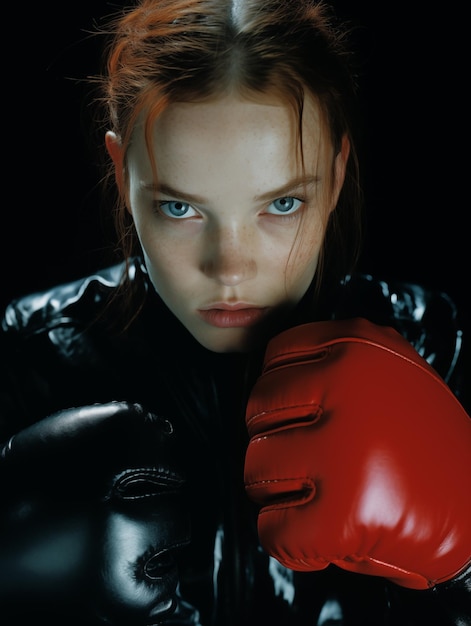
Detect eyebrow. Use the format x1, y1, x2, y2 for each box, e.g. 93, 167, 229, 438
255, 176, 320, 201
143, 175, 320, 204
142, 182, 208, 205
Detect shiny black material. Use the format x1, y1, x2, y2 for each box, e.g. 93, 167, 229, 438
1, 258, 469, 625
0, 400, 191, 625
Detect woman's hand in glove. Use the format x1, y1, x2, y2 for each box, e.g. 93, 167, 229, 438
244, 318, 471, 591
0, 401, 191, 625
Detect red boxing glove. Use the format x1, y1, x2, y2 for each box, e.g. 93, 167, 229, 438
244, 318, 471, 590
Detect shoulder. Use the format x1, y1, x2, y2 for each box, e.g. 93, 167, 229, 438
328, 272, 468, 408
1, 258, 146, 339
0, 257, 152, 383
0, 259, 152, 435
332, 273, 460, 329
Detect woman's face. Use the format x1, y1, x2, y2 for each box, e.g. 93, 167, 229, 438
107, 94, 348, 352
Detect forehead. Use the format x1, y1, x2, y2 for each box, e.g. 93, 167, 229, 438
133, 90, 327, 146
128, 93, 333, 187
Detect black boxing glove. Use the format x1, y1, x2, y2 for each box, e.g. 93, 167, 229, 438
0, 401, 194, 625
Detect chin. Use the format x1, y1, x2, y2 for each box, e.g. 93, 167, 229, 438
197, 330, 253, 354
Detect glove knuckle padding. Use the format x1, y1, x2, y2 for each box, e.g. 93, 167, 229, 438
0, 400, 190, 623
244, 318, 471, 589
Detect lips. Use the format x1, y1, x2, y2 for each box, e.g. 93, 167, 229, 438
198, 305, 268, 328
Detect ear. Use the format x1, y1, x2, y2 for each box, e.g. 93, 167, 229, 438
105, 131, 125, 194
331, 133, 350, 208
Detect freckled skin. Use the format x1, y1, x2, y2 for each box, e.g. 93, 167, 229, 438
107, 94, 348, 352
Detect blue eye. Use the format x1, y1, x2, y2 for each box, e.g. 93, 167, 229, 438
267, 197, 303, 215
159, 200, 197, 219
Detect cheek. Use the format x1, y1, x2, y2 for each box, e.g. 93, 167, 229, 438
287, 252, 320, 299
285, 219, 325, 289
132, 221, 175, 282
142, 243, 183, 287
132, 212, 173, 269
140, 235, 199, 305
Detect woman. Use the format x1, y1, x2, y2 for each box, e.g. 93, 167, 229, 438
1, 1, 469, 624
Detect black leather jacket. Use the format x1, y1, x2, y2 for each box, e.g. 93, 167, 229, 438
1, 258, 470, 626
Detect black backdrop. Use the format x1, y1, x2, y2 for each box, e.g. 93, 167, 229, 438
2, 2, 468, 316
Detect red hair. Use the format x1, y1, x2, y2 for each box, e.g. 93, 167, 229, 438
93, 0, 363, 316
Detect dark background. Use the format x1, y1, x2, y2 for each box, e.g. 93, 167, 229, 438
2, 2, 468, 316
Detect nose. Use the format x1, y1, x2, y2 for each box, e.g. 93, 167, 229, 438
201, 223, 257, 287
